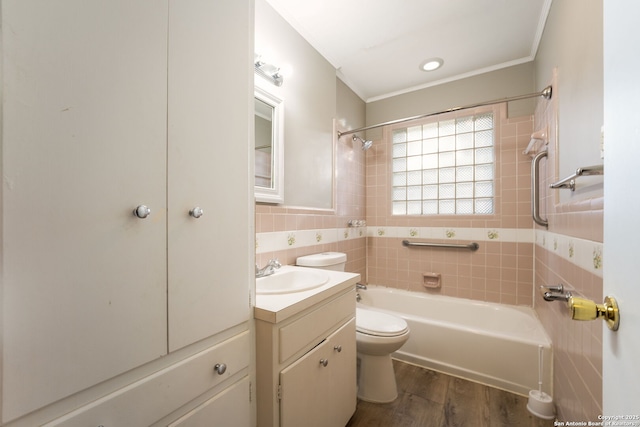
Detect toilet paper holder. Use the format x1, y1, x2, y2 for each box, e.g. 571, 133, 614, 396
568, 295, 620, 331
541, 284, 620, 330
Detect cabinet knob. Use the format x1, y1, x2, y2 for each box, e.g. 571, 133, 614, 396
319, 359, 329, 367
214, 363, 227, 375
189, 207, 204, 218
133, 205, 151, 219
334, 345, 342, 353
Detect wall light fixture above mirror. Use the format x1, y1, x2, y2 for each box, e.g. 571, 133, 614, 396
255, 55, 283, 87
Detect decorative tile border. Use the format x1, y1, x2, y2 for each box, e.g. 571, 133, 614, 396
256, 226, 364, 254
257, 226, 534, 254
535, 229, 603, 278
256, 226, 603, 278
365, 226, 535, 244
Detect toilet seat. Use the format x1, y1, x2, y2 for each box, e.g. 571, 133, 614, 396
356, 307, 409, 337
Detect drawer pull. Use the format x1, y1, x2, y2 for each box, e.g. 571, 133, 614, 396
333, 345, 342, 353
319, 359, 329, 367
214, 363, 227, 375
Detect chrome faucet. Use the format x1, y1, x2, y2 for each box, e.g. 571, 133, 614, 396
256, 258, 282, 278
355, 283, 367, 302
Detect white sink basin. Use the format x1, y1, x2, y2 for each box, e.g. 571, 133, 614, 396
256, 267, 329, 295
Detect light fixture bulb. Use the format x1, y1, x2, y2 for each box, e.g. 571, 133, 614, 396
420, 58, 444, 72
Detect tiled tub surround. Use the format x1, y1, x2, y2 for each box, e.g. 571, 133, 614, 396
366, 106, 538, 305
367, 230, 534, 305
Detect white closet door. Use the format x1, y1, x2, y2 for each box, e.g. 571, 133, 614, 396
167, 0, 252, 351
1, 1, 168, 422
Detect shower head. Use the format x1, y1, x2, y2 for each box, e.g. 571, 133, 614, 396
353, 135, 373, 151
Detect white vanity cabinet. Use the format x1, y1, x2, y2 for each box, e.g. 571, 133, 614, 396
255, 282, 358, 427
279, 319, 357, 427
1, 0, 253, 425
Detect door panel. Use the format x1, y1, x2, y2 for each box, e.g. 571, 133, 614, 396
167, 0, 252, 351
2, 1, 168, 422
603, 0, 640, 414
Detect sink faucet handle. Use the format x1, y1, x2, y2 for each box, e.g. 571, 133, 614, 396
270, 258, 282, 269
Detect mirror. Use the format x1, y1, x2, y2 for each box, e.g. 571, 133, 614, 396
254, 86, 284, 203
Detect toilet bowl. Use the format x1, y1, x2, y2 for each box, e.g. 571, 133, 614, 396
355, 306, 410, 403
295, 252, 410, 403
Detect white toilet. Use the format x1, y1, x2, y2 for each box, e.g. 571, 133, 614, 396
296, 252, 410, 403
354, 306, 409, 402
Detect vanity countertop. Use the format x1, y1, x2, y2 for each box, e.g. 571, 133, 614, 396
254, 268, 360, 324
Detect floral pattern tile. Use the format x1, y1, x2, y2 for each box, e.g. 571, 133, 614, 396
593, 247, 602, 270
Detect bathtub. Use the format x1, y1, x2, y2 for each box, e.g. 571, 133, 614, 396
357, 285, 552, 397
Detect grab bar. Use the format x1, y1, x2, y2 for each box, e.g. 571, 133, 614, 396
402, 240, 479, 251
531, 150, 548, 227
549, 164, 603, 191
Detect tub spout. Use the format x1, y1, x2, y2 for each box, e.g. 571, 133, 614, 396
356, 283, 367, 290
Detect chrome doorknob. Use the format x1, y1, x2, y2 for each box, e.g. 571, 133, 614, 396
189, 207, 204, 218
133, 205, 151, 219
214, 363, 227, 375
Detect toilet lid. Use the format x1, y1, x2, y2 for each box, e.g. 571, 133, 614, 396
356, 307, 409, 337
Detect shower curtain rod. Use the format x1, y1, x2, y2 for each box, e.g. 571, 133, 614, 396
337, 85, 552, 138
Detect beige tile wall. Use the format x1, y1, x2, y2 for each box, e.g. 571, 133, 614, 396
535, 244, 603, 420
532, 75, 603, 421
365, 103, 538, 305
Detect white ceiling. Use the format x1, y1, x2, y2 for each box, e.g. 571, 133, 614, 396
265, 0, 552, 102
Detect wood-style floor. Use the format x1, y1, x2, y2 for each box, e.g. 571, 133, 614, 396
346, 360, 554, 427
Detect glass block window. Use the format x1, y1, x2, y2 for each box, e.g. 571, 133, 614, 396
391, 112, 494, 215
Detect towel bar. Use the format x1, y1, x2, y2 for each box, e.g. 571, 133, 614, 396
402, 240, 479, 251
550, 164, 603, 191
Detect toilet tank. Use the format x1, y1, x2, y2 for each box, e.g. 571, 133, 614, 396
296, 252, 347, 271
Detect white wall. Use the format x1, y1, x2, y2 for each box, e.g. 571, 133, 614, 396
255, 0, 336, 209
534, 0, 603, 203
365, 62, 536, 140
